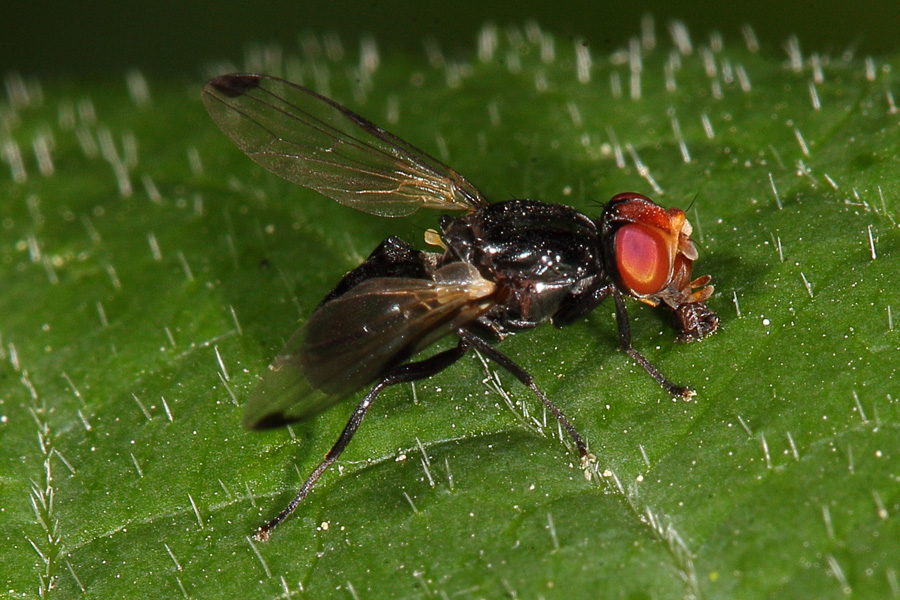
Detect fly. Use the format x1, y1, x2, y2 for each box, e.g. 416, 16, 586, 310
202, 73, 719, 541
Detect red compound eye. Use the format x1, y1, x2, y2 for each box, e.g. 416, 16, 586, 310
615, 223, 671, 296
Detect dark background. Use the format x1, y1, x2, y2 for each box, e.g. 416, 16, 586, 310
4, 0, 900, 79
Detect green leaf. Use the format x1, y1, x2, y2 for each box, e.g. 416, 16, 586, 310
2, 24, 899, 599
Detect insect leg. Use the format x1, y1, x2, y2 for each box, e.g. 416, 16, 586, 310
611, 288, 694, 398
456, 329, 591, 461
254, 339, 471, 541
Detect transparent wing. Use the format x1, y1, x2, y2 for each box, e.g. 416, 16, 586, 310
243, 263, 496, 429
202, 73, 488, 217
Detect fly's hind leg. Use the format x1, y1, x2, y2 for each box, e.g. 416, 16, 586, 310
254, 339, 471, 541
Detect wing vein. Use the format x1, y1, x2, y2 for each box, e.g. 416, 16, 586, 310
202, 73, 488, 216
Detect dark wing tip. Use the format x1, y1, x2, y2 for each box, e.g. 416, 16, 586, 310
243, 412, 296, 430
206, 73, 261, 98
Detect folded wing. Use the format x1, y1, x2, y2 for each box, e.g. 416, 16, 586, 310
243, 262, 496, 429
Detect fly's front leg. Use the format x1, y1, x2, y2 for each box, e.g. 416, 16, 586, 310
556, 282, 693, 398
254, 339, 471, 541
611, 288, 694, 398
456, 329, 592, 464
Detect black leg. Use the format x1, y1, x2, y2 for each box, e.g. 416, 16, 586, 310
554, 283, 693, 398
254, 339, 471, 541
457, 329, 592, 462
612, 288, 694, 398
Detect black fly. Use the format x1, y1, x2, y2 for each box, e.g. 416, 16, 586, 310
202, 74, 719, 540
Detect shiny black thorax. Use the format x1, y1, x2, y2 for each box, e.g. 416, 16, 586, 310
440, 200, 605, 331
327, 200, 611, 336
